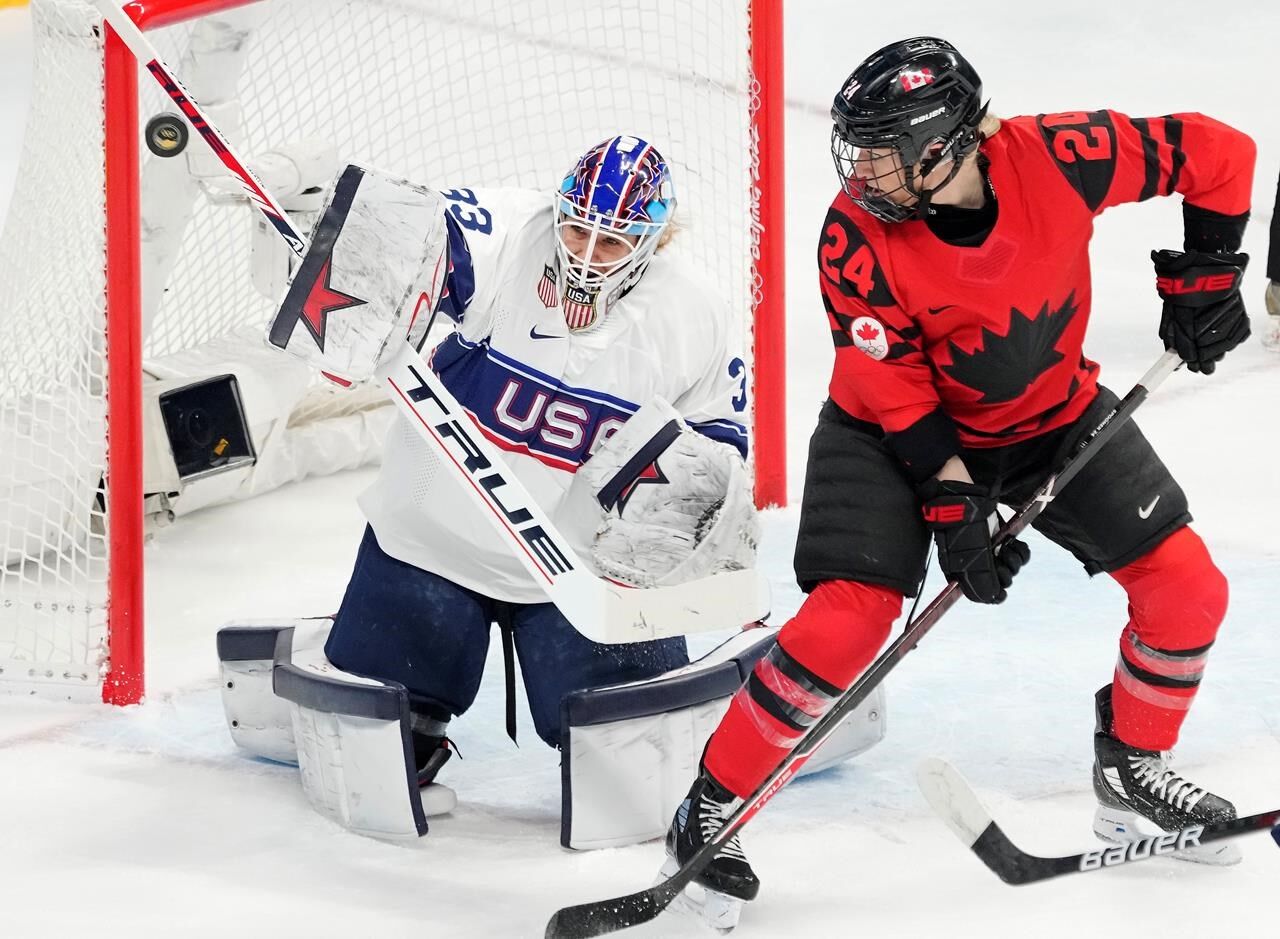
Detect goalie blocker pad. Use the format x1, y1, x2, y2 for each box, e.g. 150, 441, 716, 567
267, 164, 450, 384
560, 627, 886, 850
217, 619, 454, 841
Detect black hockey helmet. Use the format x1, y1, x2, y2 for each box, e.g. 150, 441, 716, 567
830, 37, 987, 222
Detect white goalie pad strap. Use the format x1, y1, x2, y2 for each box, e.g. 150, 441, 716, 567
274, 645, 433, 841
217, 618, 332, 764
560, 628, 887, 850
267, 164, 450, 383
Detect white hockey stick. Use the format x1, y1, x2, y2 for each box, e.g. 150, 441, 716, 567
94, 0, 770, 644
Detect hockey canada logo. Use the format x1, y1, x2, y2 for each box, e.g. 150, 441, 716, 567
898, 67, 935, 91
850, 315, 889, 360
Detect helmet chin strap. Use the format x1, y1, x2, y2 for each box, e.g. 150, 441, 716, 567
903, 148, 967, 219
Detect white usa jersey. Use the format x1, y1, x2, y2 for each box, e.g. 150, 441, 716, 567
359, 187, 750, 603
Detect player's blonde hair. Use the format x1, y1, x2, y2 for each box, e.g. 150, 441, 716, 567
656, 215, 681, 252
978, 112, 1002, 139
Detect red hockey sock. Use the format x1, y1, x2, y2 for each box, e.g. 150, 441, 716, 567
1107, 526, 1228, 751
703, 580, 902, 799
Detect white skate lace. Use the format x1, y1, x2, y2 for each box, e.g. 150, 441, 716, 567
700, 795, 748, 861
1129, 753, 1208, 811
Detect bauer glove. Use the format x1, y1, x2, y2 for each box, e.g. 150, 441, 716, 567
1152, 249, 1250, 374
919, 479, 1030, 605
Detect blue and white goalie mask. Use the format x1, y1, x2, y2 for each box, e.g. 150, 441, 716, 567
554, 136, 675, 330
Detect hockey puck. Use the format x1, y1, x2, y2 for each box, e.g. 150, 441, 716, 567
145, 112, 189, 157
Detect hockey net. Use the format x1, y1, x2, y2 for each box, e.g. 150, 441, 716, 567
0, 0, 781, 702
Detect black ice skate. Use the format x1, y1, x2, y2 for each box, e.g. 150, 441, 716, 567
411, 730, 458, 817
660, 769, 761, 934
1091, 685, 1239, 865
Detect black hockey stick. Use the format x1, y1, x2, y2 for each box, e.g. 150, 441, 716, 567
544, 349, 1184, 938
918, 757, 1280, 884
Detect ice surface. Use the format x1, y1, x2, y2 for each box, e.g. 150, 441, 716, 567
1, 2, 1278, 936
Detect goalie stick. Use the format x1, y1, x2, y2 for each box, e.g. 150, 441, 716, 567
93, 0, 769, 646
917, 757, 1280, 885
543, 349, 1182, 938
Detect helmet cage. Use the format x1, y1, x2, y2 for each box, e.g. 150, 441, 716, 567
554, 136, 674, 330
830, 37, 986, 222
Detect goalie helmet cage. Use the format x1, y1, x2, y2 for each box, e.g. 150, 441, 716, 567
0, 0, 786, 704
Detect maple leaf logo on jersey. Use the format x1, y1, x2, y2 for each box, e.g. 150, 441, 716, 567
942, 293, 1079, 403
850, 315, 889, 361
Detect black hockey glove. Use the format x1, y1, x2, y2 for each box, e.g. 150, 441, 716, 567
919, 479, 1030, 605
1152, 249, 1250, 375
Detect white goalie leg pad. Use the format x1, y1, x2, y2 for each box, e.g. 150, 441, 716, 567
266, 164, 451, 383
564, 395, 759, 588
560, 627, 886, 849
216, 618, 333, 764
275, 645, 455, 840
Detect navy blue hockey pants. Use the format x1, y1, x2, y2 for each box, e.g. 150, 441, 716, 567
324, 526, 689, 748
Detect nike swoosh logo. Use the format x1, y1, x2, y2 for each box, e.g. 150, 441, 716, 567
529, 325, 561, 340
1138, 495, 1161, 519
926, 305, 958, 316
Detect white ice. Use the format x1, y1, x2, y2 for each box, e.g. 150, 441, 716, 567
1, 2, 1278, 937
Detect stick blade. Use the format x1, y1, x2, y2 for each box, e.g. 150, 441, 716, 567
916, 756, 994, 847
602, 568, 772, 643
545, 881, 680, 939
916, 757, 1059, 886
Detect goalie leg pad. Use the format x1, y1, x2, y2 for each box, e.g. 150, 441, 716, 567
217, 617, 333, 763
559, 627, 885, 850
275, 646, 455, 840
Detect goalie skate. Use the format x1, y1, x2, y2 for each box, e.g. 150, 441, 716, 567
1092, 686, 1240, 866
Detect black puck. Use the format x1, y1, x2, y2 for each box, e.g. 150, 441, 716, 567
145, 113, 189, 157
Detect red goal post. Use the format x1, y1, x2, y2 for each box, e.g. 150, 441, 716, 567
0, 0, 785, 705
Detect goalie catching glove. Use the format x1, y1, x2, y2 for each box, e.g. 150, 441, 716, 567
568, 397, 758, 588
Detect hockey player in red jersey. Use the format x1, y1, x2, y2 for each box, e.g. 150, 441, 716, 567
661, 36, 1256, 920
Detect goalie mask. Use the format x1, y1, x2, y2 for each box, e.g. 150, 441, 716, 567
831, 36, 987, 223
554, 136, 675, 330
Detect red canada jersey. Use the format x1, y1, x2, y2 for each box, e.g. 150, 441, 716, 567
819, 110, 1255, 462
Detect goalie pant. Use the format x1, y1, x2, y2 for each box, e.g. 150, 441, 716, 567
703, 391, 1229, 799
324, 525, 688, 748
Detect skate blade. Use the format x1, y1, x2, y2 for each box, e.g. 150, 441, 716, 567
418, 782, 457, 817
1093, 804, 1242, 866
655, 857, 744, 934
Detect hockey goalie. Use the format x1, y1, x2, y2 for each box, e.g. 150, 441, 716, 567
218, 136, 885, 845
